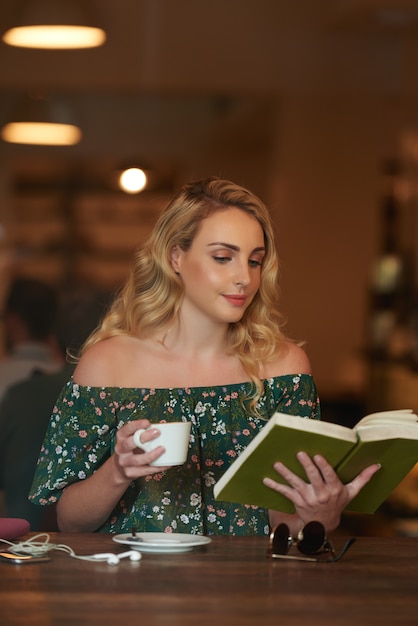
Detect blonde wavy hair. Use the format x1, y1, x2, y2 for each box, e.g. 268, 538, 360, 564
83, 177, 287, 413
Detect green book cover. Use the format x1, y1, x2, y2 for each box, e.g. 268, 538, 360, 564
213, 413, 356, 513
337, 429, 418, 513
213, 411, 418, 514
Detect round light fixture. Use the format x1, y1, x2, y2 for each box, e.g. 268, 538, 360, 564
1, 121, 81, 146
119, 168, 147, 194
3, 25, 106, 49
1, 93, 82, 146
2, 0, 106, 50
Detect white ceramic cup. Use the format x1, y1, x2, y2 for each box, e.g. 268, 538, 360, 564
133, 421, 191, 466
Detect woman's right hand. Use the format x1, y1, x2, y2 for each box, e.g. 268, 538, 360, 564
57, 418, 172, 532
111, 419, 172, 482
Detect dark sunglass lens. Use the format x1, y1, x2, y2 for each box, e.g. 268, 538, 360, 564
298, 521, 326, 555
272, 523, 292, 555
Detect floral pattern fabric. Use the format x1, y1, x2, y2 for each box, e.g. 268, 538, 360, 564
29, 374, 320, 536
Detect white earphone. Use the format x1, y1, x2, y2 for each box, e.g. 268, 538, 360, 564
119, 550, 142, 562
91, 550, 142, 565
0, 534, 143, 567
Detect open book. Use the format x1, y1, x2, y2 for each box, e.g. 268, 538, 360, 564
213, 409, 418, 514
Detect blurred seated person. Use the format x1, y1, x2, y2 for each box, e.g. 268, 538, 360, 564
0, 277, 62, 402
0, 289, 108, 530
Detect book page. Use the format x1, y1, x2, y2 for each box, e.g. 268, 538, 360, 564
356, 409, 417, 429
357, 423, 418, 442
272, 412, 357, 442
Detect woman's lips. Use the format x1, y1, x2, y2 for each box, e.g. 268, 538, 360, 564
223, 295, 247, 306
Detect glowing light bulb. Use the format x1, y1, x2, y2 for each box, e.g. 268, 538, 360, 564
119, 168, 147, 194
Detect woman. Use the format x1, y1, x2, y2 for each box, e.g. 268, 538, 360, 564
29, 177, 379, 536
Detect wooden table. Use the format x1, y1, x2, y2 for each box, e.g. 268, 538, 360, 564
0, 532, 417, 625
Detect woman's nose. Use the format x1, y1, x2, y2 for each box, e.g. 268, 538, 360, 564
233, 262, 250, 287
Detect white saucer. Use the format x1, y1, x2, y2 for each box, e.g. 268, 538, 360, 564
112, 532, 212, 554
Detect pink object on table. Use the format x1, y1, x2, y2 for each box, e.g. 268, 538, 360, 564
0, 518, 30, 540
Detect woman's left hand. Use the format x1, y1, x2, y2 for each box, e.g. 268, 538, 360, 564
264, 451, 381, 532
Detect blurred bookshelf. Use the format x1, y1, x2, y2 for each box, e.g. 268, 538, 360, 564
4, 189, 169, 291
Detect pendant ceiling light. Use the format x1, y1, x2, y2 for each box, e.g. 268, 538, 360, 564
118, 168, 148, 194
1, 93, 82, 146
2, 0, 106, 50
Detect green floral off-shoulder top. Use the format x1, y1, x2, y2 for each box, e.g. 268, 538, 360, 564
29, 374, 320, 536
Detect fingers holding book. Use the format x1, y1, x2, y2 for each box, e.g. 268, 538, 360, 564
263, 451, 381, 533
343, 461, 381, 502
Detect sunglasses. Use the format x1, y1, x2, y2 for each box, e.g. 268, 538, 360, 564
267, 521, 356, 563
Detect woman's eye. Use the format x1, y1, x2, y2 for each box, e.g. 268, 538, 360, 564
249, 259, 262, 268
213, 256, 231, 264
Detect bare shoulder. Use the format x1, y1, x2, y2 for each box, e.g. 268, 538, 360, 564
73, 335, 138, 387
263, 341, 312, 378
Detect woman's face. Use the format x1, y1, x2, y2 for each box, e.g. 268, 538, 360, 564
171, 207, 265, 325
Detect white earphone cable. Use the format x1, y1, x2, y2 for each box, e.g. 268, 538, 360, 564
0, 533, 142, 565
